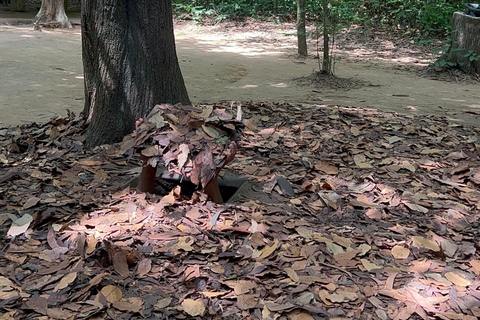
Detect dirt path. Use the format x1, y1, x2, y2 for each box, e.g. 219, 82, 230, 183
0, 12, 479, 127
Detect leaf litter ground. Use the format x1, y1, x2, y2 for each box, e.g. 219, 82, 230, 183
1, 102, 480, 320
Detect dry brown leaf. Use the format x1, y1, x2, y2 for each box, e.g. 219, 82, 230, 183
176, 236, 194, 252
470, 260, 480, 275
328, 290, 359, 303
420, 148, 442, 154
7, 214, 33, 238
113, 297, 143, 313
177, 143, 190, 170
295, 292, 314, 306
53, 272, 77, 292
210, 264, 225, 274
287, 309, 315, 320
315, 161, 339, 175
101, 285, 123, 303
403, 202, 429, 213
159, 189, 176, 207
181, 299, 205, 316
353, 154, 373, 168
265, 301, 295, 312
365, 208, 382, 220
141, 145, 159, 157
290, 198, 302, 205
47, 228, 61, 250
391, 244, 410, 259
284, 267, 300, 282
25, 296, 48, 315
412, 236, 440, 252
237, 294, 259, 310
198, 104, 213, 119
437, 238, 458, 258
360, 259, 382, 271
350, 126, 361, 136
184, 264, 200, 281
444, 271, 472, 287
257, 239, 279, 260
136, 258, 152, 277
23, 197, 41, 209
201, 291, 226, 298
326, 242, 344, 255
234, 280, 256, 295
202, 125, 220, 138
154, 297, 172, 310
86, 234, 98, 255
113, 250, 130, 277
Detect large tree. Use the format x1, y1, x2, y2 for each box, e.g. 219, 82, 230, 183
81, 0, 190, 147
34, 0, 72, 29
296, 0, 307, 57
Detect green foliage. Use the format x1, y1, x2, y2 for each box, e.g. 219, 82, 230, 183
360, 0, 464, 36
431, 44, 480, 69
172, 0, 463, 37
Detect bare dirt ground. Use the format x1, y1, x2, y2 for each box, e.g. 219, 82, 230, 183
0, 11, 479, 127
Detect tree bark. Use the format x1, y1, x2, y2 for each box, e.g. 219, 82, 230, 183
34, 0, 72, 29
447, 12, 480, 74
81, 0, 190, 148
296, 0, 307, 57
321, 0, 331, 74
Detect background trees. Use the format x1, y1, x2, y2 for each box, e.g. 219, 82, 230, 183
172, 0, 464, 39
172, 0, 466, 74
81, 0, 190, 147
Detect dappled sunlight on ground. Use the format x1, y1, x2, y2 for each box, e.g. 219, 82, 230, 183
0, 15, 479, 127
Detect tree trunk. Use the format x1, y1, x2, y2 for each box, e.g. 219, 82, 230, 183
446, 12, 480, 74
321, 0, 331, 74
34, 0, 72, 29
296, 0, 307, 57
81, 0, 190, 148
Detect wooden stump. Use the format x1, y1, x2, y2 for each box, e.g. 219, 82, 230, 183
447, 12, 480, 74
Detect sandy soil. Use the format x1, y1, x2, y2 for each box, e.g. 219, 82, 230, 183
0, 11, 479, 127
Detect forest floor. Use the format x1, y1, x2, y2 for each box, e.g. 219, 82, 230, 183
1, 10, 480, 320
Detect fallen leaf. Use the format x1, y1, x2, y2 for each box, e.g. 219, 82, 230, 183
257, 239, 279, 260
237, 294, 259, 310
53, 272, 77, 292
403, 202, 429, 213
315, 161, 339, 175
202, 125, 220, 138
234, 280, 256, 295
284, 268, 300, 282
154, 297, 172, 310
101, 285, 123, 303
136, 258, 152, 277
470, 260, 480, 275
23, 197, 41, 209
177, 143, 190, 169
412, 236, 440, 252
354, 154, 373, 168
328, 290, 359, 302
7, 214, 33, 238
181, 299, 205, 317
113, 250, 130, 277
444, 271, 472, 287
360, 259, 382, 271
113, 297, 143, 313
391, 244, 410, 259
